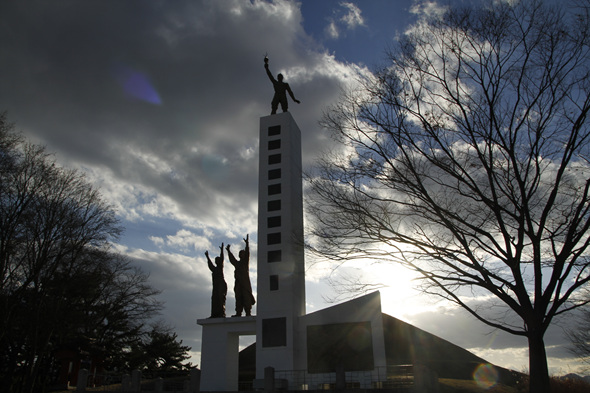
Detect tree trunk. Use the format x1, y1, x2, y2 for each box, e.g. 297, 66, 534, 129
528, 330, 551, 393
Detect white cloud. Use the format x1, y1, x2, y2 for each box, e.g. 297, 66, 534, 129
150, 236, 165, 247
470, 347, 529, 373
324, 1, 366, 40
115, 244, 210, 289
409, 0, 448, 19
340, 2, 365, 29
326, 21, 340, 39
165, 229, 211, 252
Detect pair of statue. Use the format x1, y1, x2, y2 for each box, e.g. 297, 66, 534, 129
264, 55, 300, 114
206, 234, 255, 318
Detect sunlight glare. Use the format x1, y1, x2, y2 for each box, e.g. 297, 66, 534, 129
374, 263, 424, 317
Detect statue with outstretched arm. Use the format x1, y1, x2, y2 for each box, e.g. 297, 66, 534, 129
227, 234, 255, 317
206, 243, 227, 318
264, 56, 300, 115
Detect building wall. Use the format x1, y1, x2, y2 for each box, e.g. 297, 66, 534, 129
298, 291, 388, 375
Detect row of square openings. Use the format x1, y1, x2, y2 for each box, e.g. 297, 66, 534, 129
267, 124, 282, 192
267, 125, 283, 292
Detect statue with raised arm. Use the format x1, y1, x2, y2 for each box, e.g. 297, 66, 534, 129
226, 234, 256, 317
264, 55, 300, 115
206, 243, 227, 318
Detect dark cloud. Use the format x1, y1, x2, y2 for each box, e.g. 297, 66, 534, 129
0, 0, 353, 231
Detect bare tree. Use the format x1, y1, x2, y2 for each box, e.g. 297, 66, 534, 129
0, 114, 162, 393
307, 2, 590, 392
567, 304, 590, 367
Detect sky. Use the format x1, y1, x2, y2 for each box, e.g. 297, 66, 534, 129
0, 0, 586, 377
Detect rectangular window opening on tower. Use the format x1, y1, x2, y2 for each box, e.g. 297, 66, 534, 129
268, 250, 282, 263
268, 169, 281, 180
267, 200, 281, 211
267, 216, 281, 228
267, 232, 281, 245
268, 154, 281, 165
268, 139, 281, 150
268, 184, 281, 195
270, 275, 279, 291
268, 125, 281, 136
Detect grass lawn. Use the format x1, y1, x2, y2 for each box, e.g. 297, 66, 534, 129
439, 378, 520, 393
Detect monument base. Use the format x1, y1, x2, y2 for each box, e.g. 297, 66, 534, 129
197, 316, 257, 391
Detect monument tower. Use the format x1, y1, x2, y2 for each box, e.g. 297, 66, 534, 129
198, 57, 305, 391
255, 112, 306, 377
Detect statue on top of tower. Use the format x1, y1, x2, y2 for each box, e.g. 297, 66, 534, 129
227, 234, 256, 317
264, 55, 300, 115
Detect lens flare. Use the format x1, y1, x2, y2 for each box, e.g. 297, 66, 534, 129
473, 363, 499, 389
113, 65, 162, 105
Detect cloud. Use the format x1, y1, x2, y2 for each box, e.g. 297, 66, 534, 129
340, 2, 365, 29
326, 21, 340, 40
399, 297, 584, 374
0, 0, 363, 235
162, 229, 211, 253
325, 1, 366, 40
409, 0, 448, 19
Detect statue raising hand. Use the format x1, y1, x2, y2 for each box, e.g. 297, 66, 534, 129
264, 56, 300, 115
206, 243, 227, 318
227, 235, 255, 316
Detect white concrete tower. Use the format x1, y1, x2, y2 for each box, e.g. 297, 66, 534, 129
256, 112, 306, 378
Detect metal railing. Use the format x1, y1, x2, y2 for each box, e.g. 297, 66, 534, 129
77, 365, 428, 392
273, 365, 415, 390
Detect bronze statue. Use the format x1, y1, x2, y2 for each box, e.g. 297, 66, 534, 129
264, 55, 300, 115
226, 235, 255, 316
206, 243, 227, 318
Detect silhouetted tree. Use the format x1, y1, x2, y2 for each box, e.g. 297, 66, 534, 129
307, 2, 590, 392
141, 324, 193, 376
111, 323, 192, 378
0, 113, 162, 393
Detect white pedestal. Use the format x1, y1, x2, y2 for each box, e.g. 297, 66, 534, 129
197, 316, 256, 391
